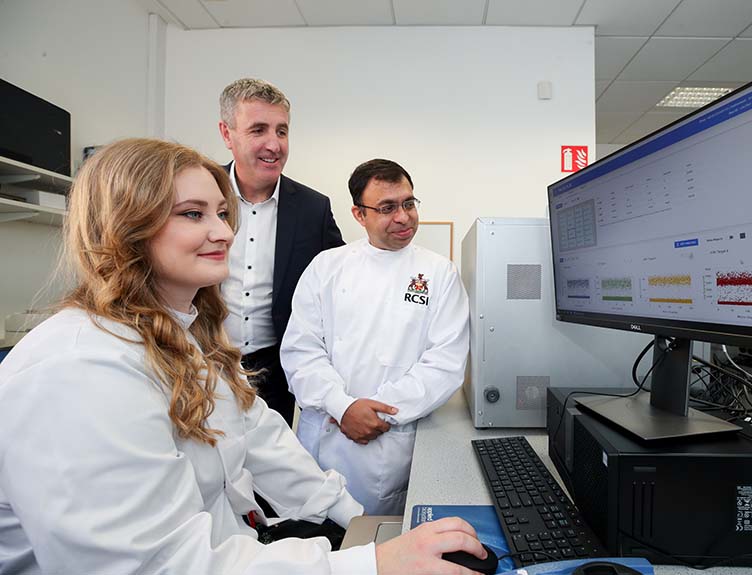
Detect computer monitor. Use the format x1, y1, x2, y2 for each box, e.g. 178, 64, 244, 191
0, 79, 71, 176
0, 346, 12, 364
547, 81, 752, 441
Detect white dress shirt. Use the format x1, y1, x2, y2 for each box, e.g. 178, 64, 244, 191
223, 161, 278, 354
281, 239, 470, 515
0, 308, 375, 575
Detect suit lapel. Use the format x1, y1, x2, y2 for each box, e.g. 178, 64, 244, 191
273, 175, 297, 305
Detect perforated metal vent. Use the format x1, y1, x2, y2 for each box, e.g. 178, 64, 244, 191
516, 376, 549, 410
572, 418, 609, 545
507, 264, 542, 300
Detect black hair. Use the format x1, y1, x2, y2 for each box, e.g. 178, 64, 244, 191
348, 159, 413, 205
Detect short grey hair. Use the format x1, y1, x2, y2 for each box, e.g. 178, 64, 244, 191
219, 78, 291, 128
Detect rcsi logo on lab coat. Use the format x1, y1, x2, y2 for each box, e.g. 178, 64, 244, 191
561, 146, 588, 173
405, 273, 430, 306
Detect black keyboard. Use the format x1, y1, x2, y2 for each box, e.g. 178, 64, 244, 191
473, 436, 607, 567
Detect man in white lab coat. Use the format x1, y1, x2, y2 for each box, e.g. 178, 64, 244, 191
281, 159, 469, 515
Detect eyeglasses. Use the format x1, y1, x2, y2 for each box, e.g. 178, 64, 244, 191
356, 198, 421, 216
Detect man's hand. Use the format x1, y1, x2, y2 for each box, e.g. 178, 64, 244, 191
331, 399, 398, 445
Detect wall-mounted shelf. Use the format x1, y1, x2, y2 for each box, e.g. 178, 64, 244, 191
0, 156, 71, 226
0, 155, 72, 194
0, 197, 66, 226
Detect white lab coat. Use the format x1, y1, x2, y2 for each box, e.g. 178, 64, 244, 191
0, 308, 375, 575
281, 239, 470, 515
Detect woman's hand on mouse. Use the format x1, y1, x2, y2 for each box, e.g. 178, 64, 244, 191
375, 516, 487, 575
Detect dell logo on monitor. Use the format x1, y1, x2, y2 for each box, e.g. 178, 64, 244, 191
630, 324, 642, 331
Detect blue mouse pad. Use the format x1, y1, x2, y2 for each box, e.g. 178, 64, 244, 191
497, 557, 653, 575
411, 504, 514, 573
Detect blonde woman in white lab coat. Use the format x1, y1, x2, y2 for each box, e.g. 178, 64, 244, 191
0, 138, 487, 575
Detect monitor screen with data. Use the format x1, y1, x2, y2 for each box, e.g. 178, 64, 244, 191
548, 82, 752, 346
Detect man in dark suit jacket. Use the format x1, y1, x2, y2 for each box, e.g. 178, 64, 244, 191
219, 78, 344, 427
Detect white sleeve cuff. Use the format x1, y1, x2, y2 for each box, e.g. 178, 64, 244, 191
327, 542, 378, 575
323, 388, 357, 424
326, 488, 364, 529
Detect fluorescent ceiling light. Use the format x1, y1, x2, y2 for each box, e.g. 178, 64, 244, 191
657, 86, 733, 108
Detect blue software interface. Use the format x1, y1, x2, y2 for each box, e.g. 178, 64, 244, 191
549, 85, 752, 329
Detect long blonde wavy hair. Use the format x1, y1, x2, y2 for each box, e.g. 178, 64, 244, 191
61, 138, 255, 445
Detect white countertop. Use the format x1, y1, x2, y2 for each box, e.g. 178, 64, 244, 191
402, 390, 746, 575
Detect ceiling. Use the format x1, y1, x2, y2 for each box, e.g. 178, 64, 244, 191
139, 0, 752, 149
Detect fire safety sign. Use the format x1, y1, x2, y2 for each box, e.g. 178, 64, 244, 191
561, 146, 588, 173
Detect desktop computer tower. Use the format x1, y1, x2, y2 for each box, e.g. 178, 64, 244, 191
555, 404, 752, 567
547, 386, 633, 495
461, 218, 652, 428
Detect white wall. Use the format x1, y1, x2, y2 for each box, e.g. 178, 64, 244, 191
0, 0, 151, 331
0, 0, 151, 167
165, 26, 595, 262
0, 222, 63, 327
0, 16, 595, 334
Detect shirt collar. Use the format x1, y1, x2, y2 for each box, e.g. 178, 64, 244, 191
230, 161, 280, 206
170, 305, 199, 330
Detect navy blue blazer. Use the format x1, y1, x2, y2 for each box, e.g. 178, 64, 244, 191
224, 163, 345, 341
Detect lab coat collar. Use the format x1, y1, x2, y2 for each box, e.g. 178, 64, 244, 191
170, 305, 199, 330
362, 238, 413, 257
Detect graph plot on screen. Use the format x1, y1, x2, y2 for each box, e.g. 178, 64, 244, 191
566, 278, 591, 300
717, 271, 752, 306
643, 274, 693, 305
601, 277, 633, 302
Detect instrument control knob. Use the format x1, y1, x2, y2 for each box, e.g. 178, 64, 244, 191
484, 386, 500, 403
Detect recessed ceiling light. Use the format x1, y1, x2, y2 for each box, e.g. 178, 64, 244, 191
657, 86, 733, 108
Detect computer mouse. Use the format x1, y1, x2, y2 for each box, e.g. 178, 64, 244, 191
441, 542, 498, 575
572, 560, 641, 575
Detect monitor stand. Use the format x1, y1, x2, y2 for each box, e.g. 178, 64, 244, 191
575, 337, 741, 441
